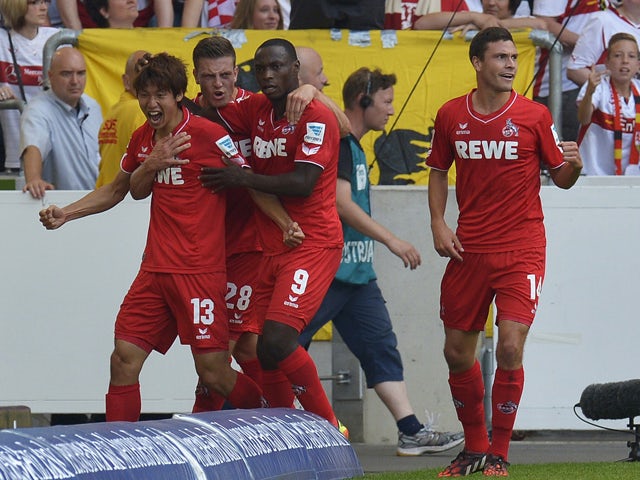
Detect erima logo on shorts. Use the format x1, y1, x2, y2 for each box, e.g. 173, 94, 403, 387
304, 122, 326, 144
216, 135, 240, 158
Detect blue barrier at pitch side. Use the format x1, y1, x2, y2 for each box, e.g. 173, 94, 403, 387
0, 408, 363, 479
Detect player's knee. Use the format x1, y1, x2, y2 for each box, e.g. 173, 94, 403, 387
443, 345, 475, 372
197, 364, 235, 397
495, 341, 524, 369
109, 349, 143, 383
259, 334, 297, 364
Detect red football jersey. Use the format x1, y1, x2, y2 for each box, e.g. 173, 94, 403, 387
221, 94, 343, 255
196, 88, 262, 256
121, 106, 245, 273
427, 90, 565, 253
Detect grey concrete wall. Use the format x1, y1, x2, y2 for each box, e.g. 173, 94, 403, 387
2, 177, 640, 442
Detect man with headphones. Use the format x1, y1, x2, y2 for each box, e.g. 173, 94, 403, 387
298, 67, 464, 456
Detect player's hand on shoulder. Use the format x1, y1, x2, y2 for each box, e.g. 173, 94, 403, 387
39, 205, 66, 230
286, 84, 314, 124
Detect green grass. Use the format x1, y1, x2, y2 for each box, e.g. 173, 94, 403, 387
362, 462, 639, 479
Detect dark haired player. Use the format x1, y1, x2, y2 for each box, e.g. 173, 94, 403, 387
427, 27, 582, 476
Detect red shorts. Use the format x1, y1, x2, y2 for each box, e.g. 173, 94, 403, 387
115, 270, 229, 353
226, 251, 263, 340
255, 246, 342, 332
440, 248, 546, 331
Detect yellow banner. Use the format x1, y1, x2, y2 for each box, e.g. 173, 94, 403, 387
78, 27, 536, 187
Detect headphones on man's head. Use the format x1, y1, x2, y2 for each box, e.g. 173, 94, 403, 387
359, 71, 373, 109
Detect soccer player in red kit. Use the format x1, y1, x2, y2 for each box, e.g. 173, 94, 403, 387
188, 36, 267, 412
188, 36, 305, 412
427, 28, 582, 476
201, 38, 344, 431
105, 53, 265, 421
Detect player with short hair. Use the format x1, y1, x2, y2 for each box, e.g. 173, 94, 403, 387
427, 27, 582, 476
106, 52, 266, 421
188, 35, 305, 411
200, 38, 345, 432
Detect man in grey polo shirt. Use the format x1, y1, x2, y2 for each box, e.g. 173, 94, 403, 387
21, 46, 102, 199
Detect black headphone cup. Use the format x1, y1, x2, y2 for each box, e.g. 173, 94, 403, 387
360, 71, 373, 109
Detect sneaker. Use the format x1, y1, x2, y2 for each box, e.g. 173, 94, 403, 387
397, 427, 464, 455
483, 454, 509, 477
438, 450, 487, 477
338, 420, 350, 440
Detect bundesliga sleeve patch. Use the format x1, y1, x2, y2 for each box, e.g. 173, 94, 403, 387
550, 124, 562, 152
304, 122, 326, 145
216, 135, 240, 158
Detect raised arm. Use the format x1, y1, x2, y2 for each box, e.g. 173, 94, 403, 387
549, 141, 582, 190
576, 67, 605, 125
39, 170, 131, 230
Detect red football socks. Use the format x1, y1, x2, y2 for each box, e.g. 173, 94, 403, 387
279, 346, 338, 427
262, 368, 295, 407
191, 381, 225, 413
105, 383, 141, 422
489, 367, 524, 460
448, 361, 490, 453
238, 357, 264, 389
226, 372, 263, 409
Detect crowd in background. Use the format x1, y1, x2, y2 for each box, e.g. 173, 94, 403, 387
0, 1, 622, 474
2, 1, 639, 178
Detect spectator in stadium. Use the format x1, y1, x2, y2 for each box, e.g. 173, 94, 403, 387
56, 0, 173, 29
577, 32, 640, 176
298, 66, 465, 456
414, 0, 546, 31
229, 0, 283, 29
295, 46, 329, 91
382, 0, 531, 30
532, 0, 606, 142
385, 0, 471, 30
180, 0, 234, 27
289, 0, 384, 30
83, 0, 139, 27
21, 47, 102, 199
95, 50, 148, 187
0, 0, 58, 174
567, 0, 640, 88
